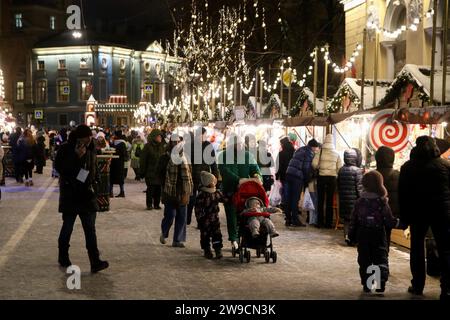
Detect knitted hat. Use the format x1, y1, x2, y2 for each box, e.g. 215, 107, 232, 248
200, 171, 217, 187
288, 132, 297, 142
245, 197, 264, 208
362, 170, 387, 198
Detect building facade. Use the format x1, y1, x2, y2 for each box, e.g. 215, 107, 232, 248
341, 0, 447, 80
32, 36, 181, 128
0, 0, 70, 127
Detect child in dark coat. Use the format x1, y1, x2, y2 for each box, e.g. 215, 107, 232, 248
195, 171, 224, 259
349, 170, 399, 293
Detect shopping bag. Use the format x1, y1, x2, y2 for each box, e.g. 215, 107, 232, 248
301, 188, 315, 211
269, 180, 282, 207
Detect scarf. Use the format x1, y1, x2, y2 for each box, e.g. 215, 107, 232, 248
164, 153, 193, 201
200, 186, 216, 193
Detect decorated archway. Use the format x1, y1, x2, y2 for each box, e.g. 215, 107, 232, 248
383, 0, 408, 79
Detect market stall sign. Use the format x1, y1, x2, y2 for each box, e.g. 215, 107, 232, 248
368, 109, 410, 153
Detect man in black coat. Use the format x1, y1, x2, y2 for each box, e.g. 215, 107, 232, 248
9, 127, 23, 182
55, 125, 109, 273
186, 127, 219, 226
399, 136, 450, 300
375, 146, 400, 249
275, 136, 295, 209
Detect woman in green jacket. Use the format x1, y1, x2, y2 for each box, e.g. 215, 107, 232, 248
218, 134, 262, 250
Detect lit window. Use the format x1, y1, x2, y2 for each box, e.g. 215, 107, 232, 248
36, 80, 47, 103
37, 60, 45, 70
58, 59, 66, 70
57, 79, 70, 102
15, 13, 23, 29
16, 81, 24, 101
50, 16, 56, 30
79, 79, 90, 101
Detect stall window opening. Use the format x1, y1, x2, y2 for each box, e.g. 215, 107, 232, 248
15, 13, 23, 29
16, 81, 24, 101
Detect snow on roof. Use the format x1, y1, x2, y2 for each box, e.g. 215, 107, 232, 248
303, 87, 324, 112
336, 78, 392, 110
400, 64, 450, 104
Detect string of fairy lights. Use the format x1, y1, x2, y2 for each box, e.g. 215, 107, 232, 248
163, 0, 436, 119
367, 7, 434, 38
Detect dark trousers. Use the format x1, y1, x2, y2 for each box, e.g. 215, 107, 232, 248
146, 184, 161, 208
58, 212, 98, 254
317, 176, 337, 228
22, 161, 33, 180
132, 168, 140, 179
284, 178, 302, 225
410, 221, 450, 296
187, 189, 198, 225
35, 165, 43, 173
357, 227, 390, 287
14, 160, 23, 182
199, 219, 223, 250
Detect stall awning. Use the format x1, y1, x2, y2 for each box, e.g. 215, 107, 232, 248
283, 108, 383, 127
283, 116, 329, 127
395, 105, 450, 124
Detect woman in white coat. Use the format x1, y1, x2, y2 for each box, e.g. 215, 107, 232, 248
312, 134, 342, 228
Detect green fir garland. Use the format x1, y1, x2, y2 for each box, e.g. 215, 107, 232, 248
290, 90, 313, 117
327, 84, 360, 114
377, 71, 429, 108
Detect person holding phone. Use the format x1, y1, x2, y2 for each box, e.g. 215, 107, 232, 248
55, 124, 109, 273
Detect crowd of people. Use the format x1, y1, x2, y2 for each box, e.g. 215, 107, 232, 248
0, 123, 449, 300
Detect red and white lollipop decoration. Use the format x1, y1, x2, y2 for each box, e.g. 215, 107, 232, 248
369, 109, 410, 153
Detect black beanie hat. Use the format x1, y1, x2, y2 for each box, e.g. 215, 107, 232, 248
74, 124, 93, 139
307, 139, 320, 148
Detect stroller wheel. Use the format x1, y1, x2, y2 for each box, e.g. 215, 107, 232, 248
245, 250, 251, 263
264, 251, 270, 263
256, 248, 261, 258
271, 251, 277, 263
239, 250, 244, 263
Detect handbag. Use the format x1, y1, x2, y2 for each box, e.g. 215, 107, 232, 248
308, 149, 322, 183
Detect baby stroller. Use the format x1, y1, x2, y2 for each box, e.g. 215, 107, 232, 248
232, 180, 277, 263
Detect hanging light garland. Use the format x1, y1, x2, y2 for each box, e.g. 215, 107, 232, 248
367, 8, 434, 39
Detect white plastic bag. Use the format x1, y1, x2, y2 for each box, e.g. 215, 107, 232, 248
301, 188, 315, 211
269, 180, 282, 207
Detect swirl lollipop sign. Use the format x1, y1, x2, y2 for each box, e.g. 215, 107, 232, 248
369, 109, 410, 153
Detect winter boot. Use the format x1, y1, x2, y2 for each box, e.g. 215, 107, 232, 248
204, 249, 214, 259
58, 247, 72, 268
115, 192, 125, 198
214, 248, 223, 259
88, 249, 109, 273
